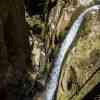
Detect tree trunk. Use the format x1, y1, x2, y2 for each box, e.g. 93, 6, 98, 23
0, 0, 27, 99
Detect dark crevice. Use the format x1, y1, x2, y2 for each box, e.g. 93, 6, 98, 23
82, 83, 100, 100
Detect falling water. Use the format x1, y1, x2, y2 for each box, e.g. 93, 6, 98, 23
44, 5, 100, 100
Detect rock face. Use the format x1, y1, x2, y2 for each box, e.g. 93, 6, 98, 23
47, 0, 96, 50
25, 0, 100, 99
47, 0, 99, 36
48, 0, 77, 33
56, 8, 100, 100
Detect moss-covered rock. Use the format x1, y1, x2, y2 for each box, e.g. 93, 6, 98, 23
57, 8, 100, 100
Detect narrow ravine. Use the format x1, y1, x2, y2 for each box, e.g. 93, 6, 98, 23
43, 5, 100, 100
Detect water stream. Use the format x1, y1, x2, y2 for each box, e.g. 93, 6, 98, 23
44, 5, 100, 100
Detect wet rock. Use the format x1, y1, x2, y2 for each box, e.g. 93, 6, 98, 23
57, 8, 100, 100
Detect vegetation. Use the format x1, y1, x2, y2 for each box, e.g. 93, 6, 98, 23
0, 0, 99, 100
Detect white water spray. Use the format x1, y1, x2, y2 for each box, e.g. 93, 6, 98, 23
44, 5, 100, 100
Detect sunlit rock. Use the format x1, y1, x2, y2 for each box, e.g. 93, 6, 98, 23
79, 0, 94, 6
57, 6, 100, 100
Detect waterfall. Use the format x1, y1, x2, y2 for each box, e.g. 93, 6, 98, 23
44, 5, 100, 100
